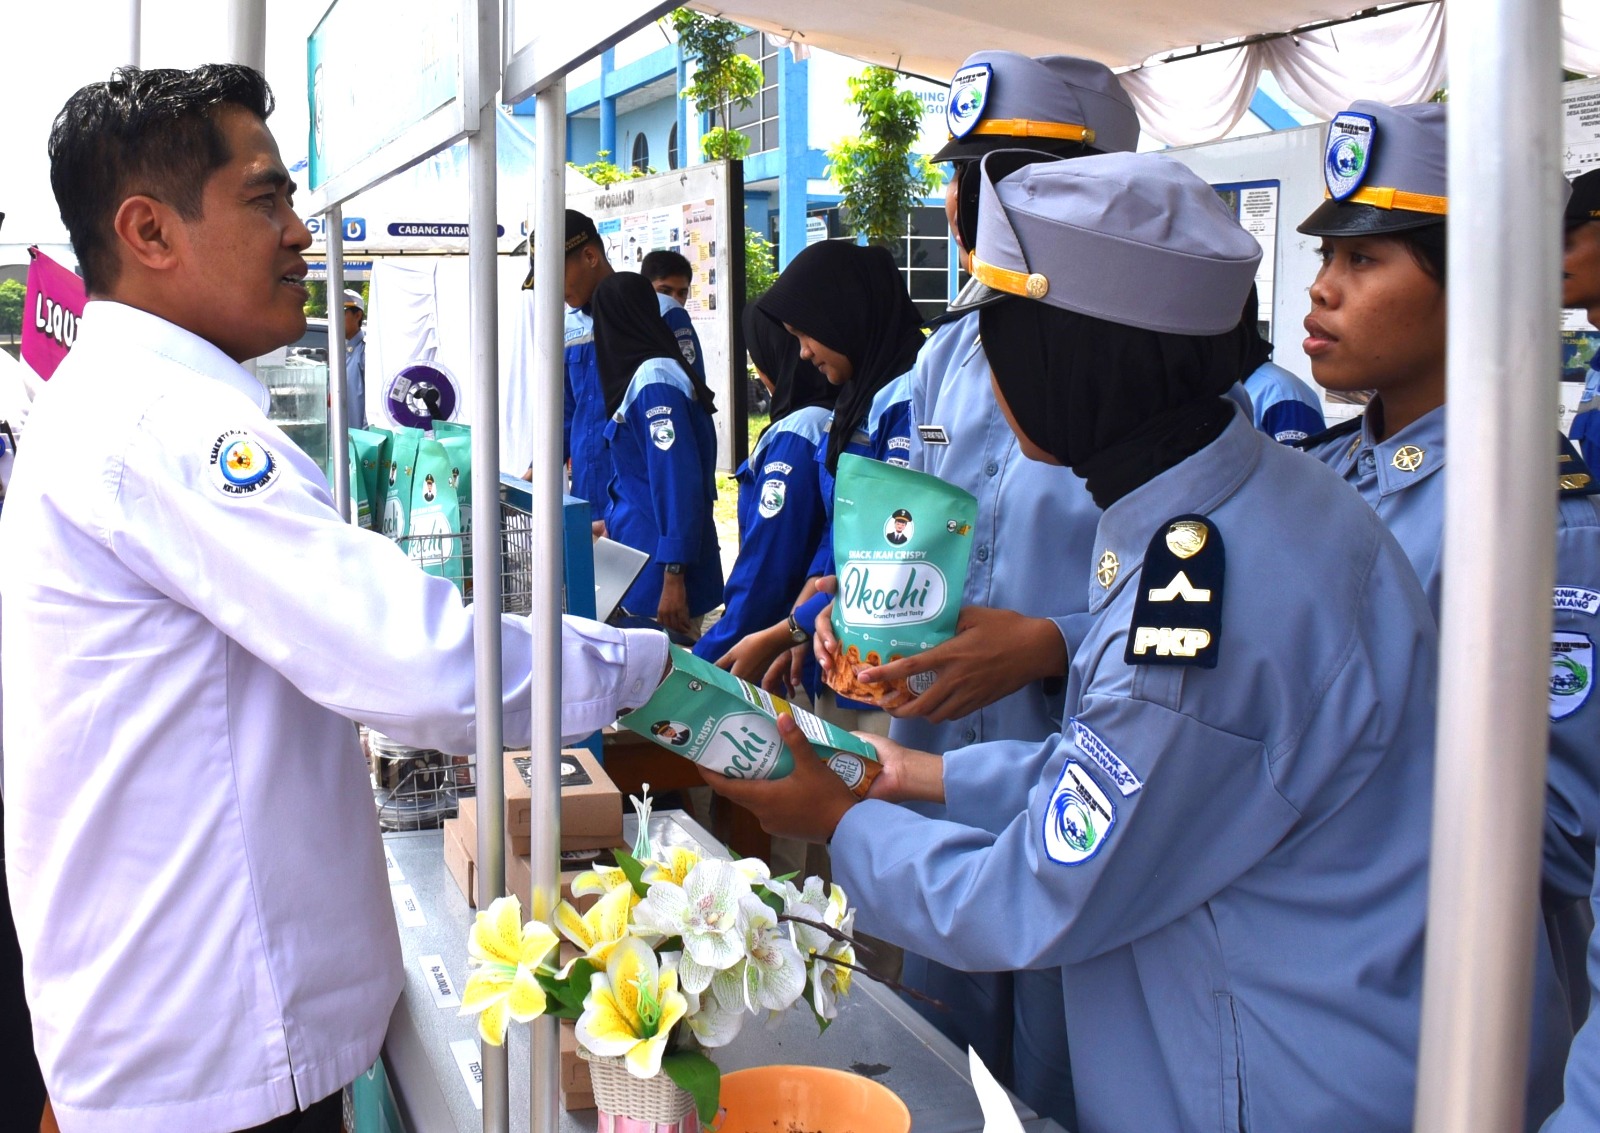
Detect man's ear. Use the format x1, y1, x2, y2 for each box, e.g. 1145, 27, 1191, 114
111, 195, 182, 273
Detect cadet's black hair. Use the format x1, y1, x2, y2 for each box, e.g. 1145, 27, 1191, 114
49, 64, 275, 293
641, 248, 694, 283
1394, 223, 1447, 284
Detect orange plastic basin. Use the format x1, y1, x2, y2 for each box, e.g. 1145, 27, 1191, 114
713, 1065, 911, 1133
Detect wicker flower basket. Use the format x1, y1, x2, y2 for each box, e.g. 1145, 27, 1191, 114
578, 1048, 701, 1132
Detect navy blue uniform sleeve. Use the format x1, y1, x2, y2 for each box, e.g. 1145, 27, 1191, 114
1261, 400, 1326, 445
661, 306, 707, 384
562, 349, 577, 463
872, 399, 914, 467
626, 383, 707, 564
693, 434, 827, 660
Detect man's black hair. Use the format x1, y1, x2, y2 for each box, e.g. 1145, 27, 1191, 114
641, 248, 694, 283
48, 64, 275, 293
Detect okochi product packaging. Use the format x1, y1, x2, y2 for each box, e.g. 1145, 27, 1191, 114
348, 427, 391, 532
407, 437, 463, 588
382, 425, 424, 540
825, 454, 978, 709
618, 646, 881, 797
431, 422, 474, 592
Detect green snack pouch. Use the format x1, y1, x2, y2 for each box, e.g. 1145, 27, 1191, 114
408, 437, 464, 589
431, 422, 473, 584
619, 646, 882, 797
383, 425, 424, 541
826, 453, 979, 709
348, 426, 391, 532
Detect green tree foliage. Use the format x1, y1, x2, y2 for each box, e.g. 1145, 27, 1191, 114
303, 281, 328, 318
0, 278, 24, 340
570, 151, 653, 187
826, 67, 944, 247
669, 10, 763, 161
744, 227, 777, 302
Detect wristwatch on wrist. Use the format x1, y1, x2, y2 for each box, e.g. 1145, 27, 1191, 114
663, 562, 685, 575
785, 613, 810, 644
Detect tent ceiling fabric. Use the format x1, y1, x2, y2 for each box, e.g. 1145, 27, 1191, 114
689, 0, 1376, 79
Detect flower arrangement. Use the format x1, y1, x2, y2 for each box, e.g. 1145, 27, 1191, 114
458, 791, 860, 1123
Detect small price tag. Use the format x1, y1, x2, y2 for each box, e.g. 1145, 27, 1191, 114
392, 884, 427, 928
419, 954, 460, 1008
449, 1038, 484, 1110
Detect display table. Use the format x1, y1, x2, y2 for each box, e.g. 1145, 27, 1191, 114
377, 815, 1068, 1133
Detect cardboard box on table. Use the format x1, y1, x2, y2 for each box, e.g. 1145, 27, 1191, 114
503, 747, 623, 855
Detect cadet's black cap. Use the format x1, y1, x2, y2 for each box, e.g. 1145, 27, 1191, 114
1298, 101, 1447, 238
1567, 170, 1600, 231
522, 210, 604, 290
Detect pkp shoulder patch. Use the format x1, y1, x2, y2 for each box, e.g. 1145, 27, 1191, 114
1126, 514, 1224, 669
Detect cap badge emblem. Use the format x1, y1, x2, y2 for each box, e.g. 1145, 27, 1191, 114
1096, 550, 1120, 589
1392, 445, 1425, 473
1325, 111, 1377, 202
947, 63, 993, 139
1165, 520, 1208, 559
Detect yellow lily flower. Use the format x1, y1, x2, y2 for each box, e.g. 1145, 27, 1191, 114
458, 896, 558, 1045
576, 936, 689, 1078
554, 880, 636, 966
641, 847, 701, 887
570, 866, 630, 898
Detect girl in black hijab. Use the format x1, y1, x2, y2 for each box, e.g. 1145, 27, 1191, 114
742, 299, 837, 428
589, 272, 722, 635
758, 240, 924, 472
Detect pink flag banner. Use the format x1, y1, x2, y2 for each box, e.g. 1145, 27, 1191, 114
22, 248, 86, 381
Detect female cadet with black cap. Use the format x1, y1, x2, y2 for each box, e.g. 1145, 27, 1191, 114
692, 302, 837, 664
590, 271, 723, 635
698, 148, 1445, 1131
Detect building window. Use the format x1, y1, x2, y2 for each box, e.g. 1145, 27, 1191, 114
805, 206, 951, 321
668, 123, 679, 170
729, 33, 781, 155
631, 132, 651, 173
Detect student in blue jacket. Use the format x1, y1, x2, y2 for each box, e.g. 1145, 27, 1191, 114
702, 149, 1445, 1133
693, 303, 837, 664
590, 272, 722, 634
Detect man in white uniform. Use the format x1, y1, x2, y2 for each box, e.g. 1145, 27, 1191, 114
0, 64, 667, 1133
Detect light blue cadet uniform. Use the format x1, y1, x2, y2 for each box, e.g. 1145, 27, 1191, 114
1293, 104, 1580, 1107
1243, 360, 1323, 443
605, 356, 723, 619
562, 294, 705, 520
692, 405, 831, 662
889, 50, 1142, 1126
829, 148, 1445, 1132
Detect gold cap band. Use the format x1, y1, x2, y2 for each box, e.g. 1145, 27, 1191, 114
956, 118, 1097, 146
1325, 184, 1449, 215
969, 252, 1050, 300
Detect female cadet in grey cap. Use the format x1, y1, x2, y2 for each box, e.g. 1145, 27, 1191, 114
816, 50, 1139, 1128
701, 149, 1443, 1133
1294, 101, 1586, 1130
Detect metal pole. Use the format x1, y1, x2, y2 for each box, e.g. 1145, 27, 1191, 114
119, 0, 141, 68
470, 0, 508, 1129
1414, 0, 1563, 1127
224, 0, 265, 72
327, 208, 351, 522
529, 72, 568, 1133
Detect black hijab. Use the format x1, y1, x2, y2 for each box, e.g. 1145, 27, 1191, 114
743, 300, 837, 426
758, 241, 924, 471
1240, 284, 1274, 375
980, 299, 1253, 509
592, 272, 716, 418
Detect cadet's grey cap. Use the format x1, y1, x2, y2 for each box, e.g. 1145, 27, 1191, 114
935, 50, 1140, 162
954, 150, 1262, 335
1298, 100, 1447, 237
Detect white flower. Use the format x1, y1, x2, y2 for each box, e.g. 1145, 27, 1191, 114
783, 877, 852, 956
810, 939, 856, 1020
721, 894, 806, 1013
632, 859, 752, 993
668, 953, 747, 1049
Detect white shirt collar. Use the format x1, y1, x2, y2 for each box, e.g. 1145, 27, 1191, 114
78, 300, 270, 414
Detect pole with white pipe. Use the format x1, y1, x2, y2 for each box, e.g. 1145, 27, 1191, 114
326, 207, 350, 522
1413, 0, 1564, 1126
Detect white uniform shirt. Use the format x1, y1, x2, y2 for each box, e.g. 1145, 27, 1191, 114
0, 301, 666, 1133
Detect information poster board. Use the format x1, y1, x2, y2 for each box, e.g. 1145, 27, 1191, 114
1563, 78, 1600, 386
1213, 180, 1280, 341
565, 162, 743, 469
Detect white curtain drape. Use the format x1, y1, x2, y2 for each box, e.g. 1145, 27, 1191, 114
1121, 0, 1596, 147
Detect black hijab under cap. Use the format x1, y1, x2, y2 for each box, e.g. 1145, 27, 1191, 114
759, 241, 924, 471
592, 272, 716, 419
743, 300, 837, 426
1239, 283, 1274, 375
980, 299, 1252, 509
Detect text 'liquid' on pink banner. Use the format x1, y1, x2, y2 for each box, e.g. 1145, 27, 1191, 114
22, 249, 86, 381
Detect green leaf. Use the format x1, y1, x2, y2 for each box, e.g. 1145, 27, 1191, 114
614, 850, 653, 898
661, 1049, 722, 1124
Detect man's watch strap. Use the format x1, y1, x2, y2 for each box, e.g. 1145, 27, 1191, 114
785, 614, 810, 644
663, 562, 685, 575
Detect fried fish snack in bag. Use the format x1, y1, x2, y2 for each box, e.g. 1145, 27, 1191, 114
619, 646, 882, 796
382, 425, 424, 540
348, 427, 391, 531
825, 454, 978, 708
408, 437, 463, 589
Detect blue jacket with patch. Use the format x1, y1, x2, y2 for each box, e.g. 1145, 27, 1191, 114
563, 297, 705, 518
1243, 360, 1325, 445
693, 406, 830, 664
828, 413, 1535, 1132
604, 358, 722, 619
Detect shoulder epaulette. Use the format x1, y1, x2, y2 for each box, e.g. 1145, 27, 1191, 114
1293, 415, 1362, 452
1558, 433, 1600, 497
1125, 515, 1224, 669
